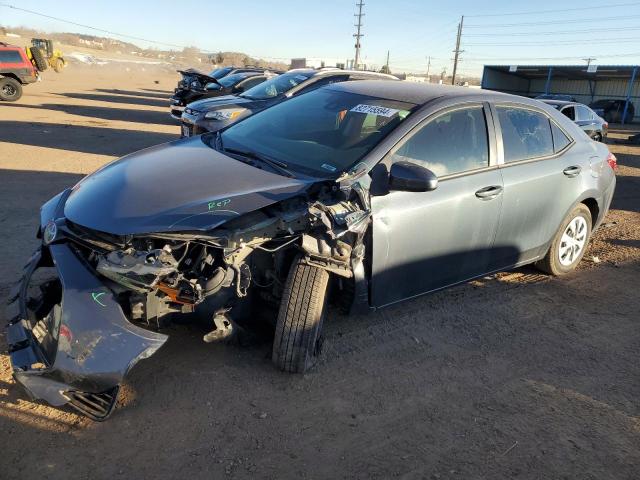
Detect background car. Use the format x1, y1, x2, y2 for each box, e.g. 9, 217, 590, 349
589, 99, 635, 123
540, 100, 608, 141
179, 68, 398, 136
0, 41, 45, 101
170, 67, 278, 119
535, 93, 577, 102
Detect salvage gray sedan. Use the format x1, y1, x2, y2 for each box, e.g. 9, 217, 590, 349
6, 81, 616, 419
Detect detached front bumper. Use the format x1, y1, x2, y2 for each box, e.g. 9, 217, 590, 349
6, 243, 168, 420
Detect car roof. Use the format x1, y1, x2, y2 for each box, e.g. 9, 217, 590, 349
325, 80, 511, 105
539, 100, 579, 107
285, 68, 397, 80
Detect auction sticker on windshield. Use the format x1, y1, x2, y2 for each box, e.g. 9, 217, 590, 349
350, 104, 399, 117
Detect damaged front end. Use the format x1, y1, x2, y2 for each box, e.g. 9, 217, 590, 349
6, 176, 372, 419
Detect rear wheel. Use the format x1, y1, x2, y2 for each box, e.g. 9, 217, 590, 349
272, 257, 330, 373
536, 204, 592, 276
53, 58, 65, 73
0, 77, 22, 101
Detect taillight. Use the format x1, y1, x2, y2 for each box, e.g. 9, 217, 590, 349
606, 152, 617, 170
603, 122, 608, 129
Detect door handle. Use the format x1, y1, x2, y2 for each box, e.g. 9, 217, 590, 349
475, 185, 503, 200
563, 165, 582, 177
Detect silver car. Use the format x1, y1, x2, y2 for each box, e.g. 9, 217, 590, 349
7, 81, 616, 419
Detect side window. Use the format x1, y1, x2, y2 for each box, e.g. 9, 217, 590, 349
560, 106, 575, 121
497, 106, 554, 162
391, 106, 489, 177
234, 77, 264, 92
550, 122, 572, 152
296, 75, 350, 95
575, 105, 591, 121
0, 50, 24, 63
244, 76, 265, 89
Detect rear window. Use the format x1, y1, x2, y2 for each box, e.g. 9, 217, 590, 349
209, 67, 233, 79
497, 106, 554, 162
0, 50, 24, 63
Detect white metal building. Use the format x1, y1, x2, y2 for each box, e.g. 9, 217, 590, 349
481, 65, 639, 123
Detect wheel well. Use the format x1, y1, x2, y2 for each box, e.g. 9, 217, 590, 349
581, 198, 600, 226
1, 73, 18, 81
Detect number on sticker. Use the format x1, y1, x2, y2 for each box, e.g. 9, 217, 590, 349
350, 104, 399, 117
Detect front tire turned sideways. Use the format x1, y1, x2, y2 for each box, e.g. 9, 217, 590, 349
536, 204, 592, 276
272, 257, 330, 373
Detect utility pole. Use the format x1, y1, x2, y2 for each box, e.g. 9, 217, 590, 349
353, 0, 365, 70
426, 56, 431, 81
451, 15, 464, 85
583, 57, 596, 66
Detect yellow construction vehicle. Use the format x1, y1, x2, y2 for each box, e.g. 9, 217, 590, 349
30, 38, 66, 73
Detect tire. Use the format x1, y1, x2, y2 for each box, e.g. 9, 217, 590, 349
29, 47, 48, 72
272, 256, 330, 373
0, 77, 22, 101
535, 204, 592, 276
53, 58, 65, 73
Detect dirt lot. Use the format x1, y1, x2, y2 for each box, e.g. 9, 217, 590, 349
1, 65, 639, 480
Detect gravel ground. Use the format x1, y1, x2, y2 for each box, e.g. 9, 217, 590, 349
0, 66, 638, 479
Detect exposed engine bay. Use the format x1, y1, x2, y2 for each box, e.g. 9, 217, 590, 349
88, 182, 370, 339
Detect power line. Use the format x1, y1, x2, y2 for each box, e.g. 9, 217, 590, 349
465, 14, 640, 28
0, 2, 191, 50
0, 2, 297, 63
463, 26, 640, 37
465, 36, 640, 46
465, 1, 640, 17
464, 51, 640, 61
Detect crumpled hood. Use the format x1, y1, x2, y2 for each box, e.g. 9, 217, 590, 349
64, 137, 314, 235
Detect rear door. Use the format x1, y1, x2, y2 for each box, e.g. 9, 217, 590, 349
490, 103, 586, 268
370, 103, 504, 307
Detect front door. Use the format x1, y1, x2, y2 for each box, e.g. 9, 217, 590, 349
370, 104, 504, 307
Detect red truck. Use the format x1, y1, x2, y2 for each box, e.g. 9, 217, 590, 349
0, 42, 48, 101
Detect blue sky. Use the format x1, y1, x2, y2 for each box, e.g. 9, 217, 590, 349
2, 0, 640, 76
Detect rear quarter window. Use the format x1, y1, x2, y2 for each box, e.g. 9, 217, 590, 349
550, 122, 572, 152
497, 106, 555, 162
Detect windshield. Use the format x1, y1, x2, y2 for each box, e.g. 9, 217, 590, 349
215, 88, 416, 178
217, 73, 253, 88
209, 67, 233, 79
241, 71, 312, 100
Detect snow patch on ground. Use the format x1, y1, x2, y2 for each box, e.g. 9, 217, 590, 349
67, 52, 171, 66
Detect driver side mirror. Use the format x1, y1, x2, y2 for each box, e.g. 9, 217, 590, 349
389, 161, 438, 192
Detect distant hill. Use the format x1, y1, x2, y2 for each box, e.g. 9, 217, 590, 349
0, 25, 289, 71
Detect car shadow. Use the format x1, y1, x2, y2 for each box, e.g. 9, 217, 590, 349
93, 88, 171, 100
0, 121, 178, 156
142, 88, 173, 94
610, 148, 640, 214
0, 102, 175, 126
56, 92, 168, 108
